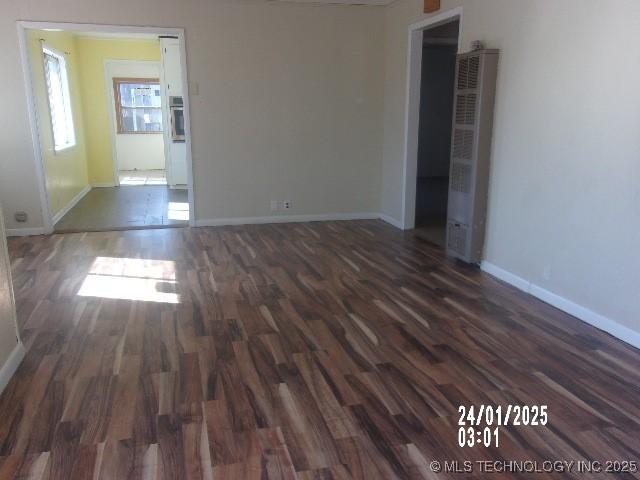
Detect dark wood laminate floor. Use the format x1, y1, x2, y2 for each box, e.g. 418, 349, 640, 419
1, 220, 639, 479
54, 186, 188, 233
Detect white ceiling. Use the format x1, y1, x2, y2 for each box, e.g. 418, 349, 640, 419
72, 31, 159, 40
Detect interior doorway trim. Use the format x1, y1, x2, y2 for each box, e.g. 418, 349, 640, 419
400, 7, 463, 230
16, 20, 197, 231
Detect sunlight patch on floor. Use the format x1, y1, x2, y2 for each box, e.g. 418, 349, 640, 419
77, 256, 180, 303
119, 169, 167, 186
119, 177, 147, 186
168, 202, 189, 221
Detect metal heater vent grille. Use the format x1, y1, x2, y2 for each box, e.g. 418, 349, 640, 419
450, 162, 472, 193
455, 94, 476, 125
457, 58, 468, 90
467, 55, 480, 89
457, 55, 480, 90
446, 49, 499, 264
447, 222, 467, 256
452, 129, 474, 159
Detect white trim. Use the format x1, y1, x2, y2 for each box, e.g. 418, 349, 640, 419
53, 143, 76, 153
17, 21, 185, 37
401, 7, 463, 230
17, 23, 54, 234
51, 185, 91, 226
195, 212, 380, 227
481, 261, 640, 350
159, 41, 174, 187
9, 213, 396, 233
91, 182, 117, 188
480, 261, 530, 292
528, 284, 640, 350
178, 32, 196, 227
15, 21, 196, 231
42, 44, 77, 152
74, 32, 159, 40
379, 213, 404, 229
6, 227, 47, 237
0, 343, 26, 395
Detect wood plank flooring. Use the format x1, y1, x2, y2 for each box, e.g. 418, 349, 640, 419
1, 220, 639, 479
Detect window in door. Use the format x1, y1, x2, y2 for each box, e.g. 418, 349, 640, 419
113, 78, 163, 134
43, 47, 76, 151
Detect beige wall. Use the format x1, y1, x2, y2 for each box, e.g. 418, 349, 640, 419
27, 30, 90, 218
1, 1, 384, 231
381, 0, 640, 335
187, 5, 384, 219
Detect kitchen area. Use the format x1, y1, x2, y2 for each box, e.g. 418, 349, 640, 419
24, 26, 192, 232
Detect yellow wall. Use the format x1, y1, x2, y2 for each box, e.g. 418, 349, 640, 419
75, 38, 161, 185
28, 30, 90, 218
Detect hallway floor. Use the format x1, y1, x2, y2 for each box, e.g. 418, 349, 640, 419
54, 186, 188, 232
414, 177, 448, 248
414, 222, 446, 248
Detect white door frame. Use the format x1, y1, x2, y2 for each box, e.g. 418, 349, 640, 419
16, 20, 197, 231
104, 59, 162, 187
401, 7, 463, 230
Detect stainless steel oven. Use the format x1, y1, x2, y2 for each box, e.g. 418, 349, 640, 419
169, 96, 185, 142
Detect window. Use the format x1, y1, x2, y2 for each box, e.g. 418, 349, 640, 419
43, 47, 75, 151
113, 78, 163, 134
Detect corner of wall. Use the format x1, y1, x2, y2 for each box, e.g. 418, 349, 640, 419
379, 213, 404, 229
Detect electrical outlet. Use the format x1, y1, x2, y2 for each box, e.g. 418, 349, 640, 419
283, 200, 291, 210
270, 200, 279, 212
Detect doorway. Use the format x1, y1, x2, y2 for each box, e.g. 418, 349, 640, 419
401, 8, 462, 232
107, 62, 167, 187
414, 19, 459, 247
17, 22, 195, 234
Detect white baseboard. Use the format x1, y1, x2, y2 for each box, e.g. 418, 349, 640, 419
0, 342, 26, 395
481, 261, 640, 350
379, 213, 404, 229
91, 183, 117, 188
195, 212, 380, 228
6, 227, 47, 237
52, 185, 91, 225
6, 212, 397, 237
481, 261, 531, 293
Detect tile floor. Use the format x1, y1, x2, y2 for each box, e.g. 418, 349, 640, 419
118, 169, 167, 186
54, 185, 188, 232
